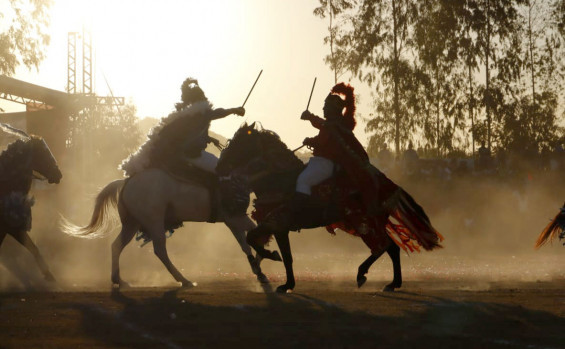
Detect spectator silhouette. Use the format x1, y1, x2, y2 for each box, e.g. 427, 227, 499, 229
402, 141, 419, 177
376, 142, 394, 171
476, 141, 492, 172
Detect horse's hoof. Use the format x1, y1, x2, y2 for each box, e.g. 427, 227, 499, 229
181, 281, 197, 288
270, 251, 282, 262
261, 250, 282, 262
112, 280, 132, 289
382, 284, 399, 292
257, 273, 270, 284
357, 275, 367, 288
276, 284, 294, 293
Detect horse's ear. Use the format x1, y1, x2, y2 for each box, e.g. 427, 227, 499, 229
249, 122, 256, 130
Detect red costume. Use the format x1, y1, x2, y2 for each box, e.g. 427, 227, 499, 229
304, 83, 443, 253
303, 83, 383, 209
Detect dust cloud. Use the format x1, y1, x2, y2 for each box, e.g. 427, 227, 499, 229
1, 132, 564, 291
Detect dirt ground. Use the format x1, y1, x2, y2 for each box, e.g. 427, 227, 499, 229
1, 276, 564, 349
2, 172, 565, 348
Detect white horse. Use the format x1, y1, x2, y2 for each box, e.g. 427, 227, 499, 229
62, 168, 266, 287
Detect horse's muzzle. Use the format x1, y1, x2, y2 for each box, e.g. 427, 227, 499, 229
49, 171, 62, 184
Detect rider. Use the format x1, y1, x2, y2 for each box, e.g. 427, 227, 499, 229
295, 83, 390, 227
121, 78, 245, 176
154, 77, 245, 173
296, 83, 356, 197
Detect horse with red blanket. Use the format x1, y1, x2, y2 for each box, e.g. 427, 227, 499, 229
216, 115, 442, 293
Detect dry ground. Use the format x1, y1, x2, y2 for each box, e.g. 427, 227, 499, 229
1, 277, 564, 349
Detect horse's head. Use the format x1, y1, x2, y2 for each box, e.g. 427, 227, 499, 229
29, 136, 62, 184
217, 122, 304, 184
216, 122, 263, 176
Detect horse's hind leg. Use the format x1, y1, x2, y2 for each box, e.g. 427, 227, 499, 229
357, 254, 378, 288
111, 222, 138, 287
13, 231, 55, 282
150, 227, 194, 288
383, 242, 402, 292
357, 232, 388, 288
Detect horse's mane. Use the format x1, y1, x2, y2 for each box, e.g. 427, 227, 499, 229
256, 129, 304, 170
120, 100, 212, 176
223, 124, 304, 172
0, 137, 34, 180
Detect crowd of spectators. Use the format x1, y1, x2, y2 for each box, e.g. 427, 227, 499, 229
371, 141, 565, 183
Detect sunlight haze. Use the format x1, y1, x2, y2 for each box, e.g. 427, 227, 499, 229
4, 0, 371, 148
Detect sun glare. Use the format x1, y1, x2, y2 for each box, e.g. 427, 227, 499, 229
53, 0, 244, 92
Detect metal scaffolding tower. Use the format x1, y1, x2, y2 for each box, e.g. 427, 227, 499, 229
67, 32, 77, 94
82, 30, 92, 95
67, 29, 124, 107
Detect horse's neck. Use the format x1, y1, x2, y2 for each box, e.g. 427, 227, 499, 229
0, 176, 32, 197
255, 139, 304, 195
0, 144, 33, 196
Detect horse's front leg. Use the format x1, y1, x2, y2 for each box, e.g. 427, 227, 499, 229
274, 230, 295, 293
224, 215, 269, 283
13, 231, 55, 282
246, 226, 282, 262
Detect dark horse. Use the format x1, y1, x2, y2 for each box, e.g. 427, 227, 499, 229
216, 123, 442, 293
0, 124, 62, 282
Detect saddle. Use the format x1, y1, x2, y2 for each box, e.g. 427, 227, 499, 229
139, 160, 250, 234
251, 167, 368, 232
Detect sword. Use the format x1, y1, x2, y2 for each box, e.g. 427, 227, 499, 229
242, 69, 263, 107
306, 77, 317, 111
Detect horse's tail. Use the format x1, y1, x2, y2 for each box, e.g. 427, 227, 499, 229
535, 205, 565, 249
386, 188, 444, 253
60, 179, 125, 239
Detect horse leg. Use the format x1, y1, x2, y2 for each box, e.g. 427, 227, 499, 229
110, 222, 138, 288
224, 215, 268, 283
246, 226, 282, 262
357, 254, 378, 288
274, 230, 295, 293
357, 247, 387, 288
13, 231, 55, 282
357, 231, 389, 288
150, 228, 194, 288
383, 242, 402, 292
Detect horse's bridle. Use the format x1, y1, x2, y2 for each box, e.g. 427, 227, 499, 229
222, 134, 278, 186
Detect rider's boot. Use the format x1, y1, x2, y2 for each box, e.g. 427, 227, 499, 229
289, 192, 336, 229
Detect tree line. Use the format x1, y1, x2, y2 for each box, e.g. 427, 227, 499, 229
314, 0, 565, 159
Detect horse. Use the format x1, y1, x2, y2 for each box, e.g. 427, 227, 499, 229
216, 122, 442, 293
61, 164, 267, 288
0, 123, 62, 283
535, 202, 565, 248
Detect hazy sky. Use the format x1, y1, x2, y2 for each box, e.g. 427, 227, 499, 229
3, 0, 372, 148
